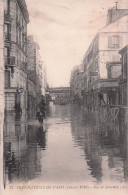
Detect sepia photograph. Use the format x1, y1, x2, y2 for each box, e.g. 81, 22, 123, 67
0, 0, 128, 195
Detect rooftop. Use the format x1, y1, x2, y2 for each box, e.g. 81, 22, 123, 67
17, 0, 29, 23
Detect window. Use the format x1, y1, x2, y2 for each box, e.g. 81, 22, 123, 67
122, 53, 127, 80
18, 53, 21, 67
18, 29, 21, 46
22, 18, 24, 28
4, 24, 10, 40
5, 47, 10, 56
16, 27, 18, 43
5, 70, 10, 87
108, 35, 120, 48
5, 24, 9, 34
4, 47, 10, 65
107, 67, 112, 79
16, 4, 18, 20
5, 0, 10, 14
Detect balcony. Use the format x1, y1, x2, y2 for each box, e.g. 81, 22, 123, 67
93, 79, 119, 92
4, 56, 15, 67
4, 10, 12, 22
4, 33, 11, 41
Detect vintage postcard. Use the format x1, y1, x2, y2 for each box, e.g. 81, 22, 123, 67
0, 0, 128, 195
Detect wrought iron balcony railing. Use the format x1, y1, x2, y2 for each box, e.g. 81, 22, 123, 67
4, 10, 12, 22
4, 56, 15, 66
4, 33, 11, 41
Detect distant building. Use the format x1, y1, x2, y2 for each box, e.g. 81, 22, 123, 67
4, 0, 29, 112
27, 36, 42, 97
27, 36, 44, 116
70, 65, 84, 104
49, 87, 71, 104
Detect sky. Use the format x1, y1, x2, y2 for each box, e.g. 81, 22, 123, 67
25, 0, 127, 87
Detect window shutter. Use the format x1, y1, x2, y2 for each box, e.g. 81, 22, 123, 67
108, 36, 112, 48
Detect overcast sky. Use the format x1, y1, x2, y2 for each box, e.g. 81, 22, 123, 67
26, 0, 127, 87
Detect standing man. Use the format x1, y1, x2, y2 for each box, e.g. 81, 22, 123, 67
37, 96, 46, 119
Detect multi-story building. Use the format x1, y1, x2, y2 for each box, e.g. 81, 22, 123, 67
27, 35, 45, 116
70, 65, 84, 104
4, 0, 29, 112
82, 7, 128, 107
27, 35, 42, 95
49, 87, 71, 104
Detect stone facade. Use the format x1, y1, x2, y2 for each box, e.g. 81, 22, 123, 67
27, 35, 48, 118
4, 0, 29, 112
27, 35, 43, 102
70, 8, 128, 107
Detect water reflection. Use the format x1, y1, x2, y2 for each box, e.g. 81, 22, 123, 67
70, 105, 102, 182
4, 104, 128, 185
4, 112, 47, 185
36, 126, 46, 149
70, 104, 128, 183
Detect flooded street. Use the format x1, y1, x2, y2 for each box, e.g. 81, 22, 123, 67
4, 102, 128, 186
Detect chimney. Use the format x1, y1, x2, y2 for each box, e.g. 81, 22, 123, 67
106, 9, 113, 25
106, 7, 128, 25
115, 2, 118, 9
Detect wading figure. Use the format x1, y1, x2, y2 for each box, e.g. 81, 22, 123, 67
36, 109, 45, 124
36, 96, 46, 124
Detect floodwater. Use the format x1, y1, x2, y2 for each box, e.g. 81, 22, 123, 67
3, 102, 128, 186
